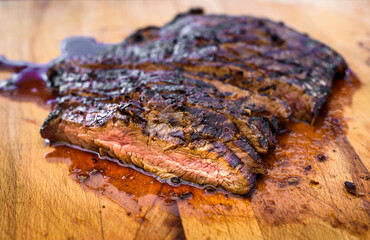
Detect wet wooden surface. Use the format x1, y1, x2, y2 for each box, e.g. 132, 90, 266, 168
0, 0, 369, 239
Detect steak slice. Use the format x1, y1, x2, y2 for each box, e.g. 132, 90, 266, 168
42, 110, 257, 194
90, 9, 346, 122
41, 68, 276, 194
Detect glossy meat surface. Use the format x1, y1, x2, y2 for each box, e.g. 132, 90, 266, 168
40, 9, 347, 194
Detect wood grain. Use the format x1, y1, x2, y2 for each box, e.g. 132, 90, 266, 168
0, 1, 369, 239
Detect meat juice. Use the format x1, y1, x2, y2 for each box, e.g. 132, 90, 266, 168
0, 37, 110, 104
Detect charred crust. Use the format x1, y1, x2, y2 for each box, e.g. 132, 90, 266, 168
40, 108, 62, 134
188, 8, 204, 15
344, 181, 357, 195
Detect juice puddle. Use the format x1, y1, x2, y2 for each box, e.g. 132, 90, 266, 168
45, 145, 196, 218
0, 36, 111, 105
260, 70, 360, 188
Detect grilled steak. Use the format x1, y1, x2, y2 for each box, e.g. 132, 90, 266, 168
3, 9, 346, 194
41, 69, 272, 194
84, 8, 346, 121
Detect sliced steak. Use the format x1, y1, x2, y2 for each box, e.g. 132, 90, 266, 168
42, 110, 257, 194
86, 9, 346, 121
13, 9, 346, 195
41, 68, 275, 194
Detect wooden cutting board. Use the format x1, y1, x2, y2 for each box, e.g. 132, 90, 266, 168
0, 0, 369, 239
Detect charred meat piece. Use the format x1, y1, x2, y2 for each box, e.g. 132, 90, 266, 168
87, 10, 346, 121
41, 68, 278, 194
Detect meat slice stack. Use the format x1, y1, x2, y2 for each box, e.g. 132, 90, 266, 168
40, 9, 347, 194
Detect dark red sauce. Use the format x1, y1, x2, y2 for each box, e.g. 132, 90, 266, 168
0, 37, 111, 105
0, 56, 54, 104
0, 37, 367, 235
